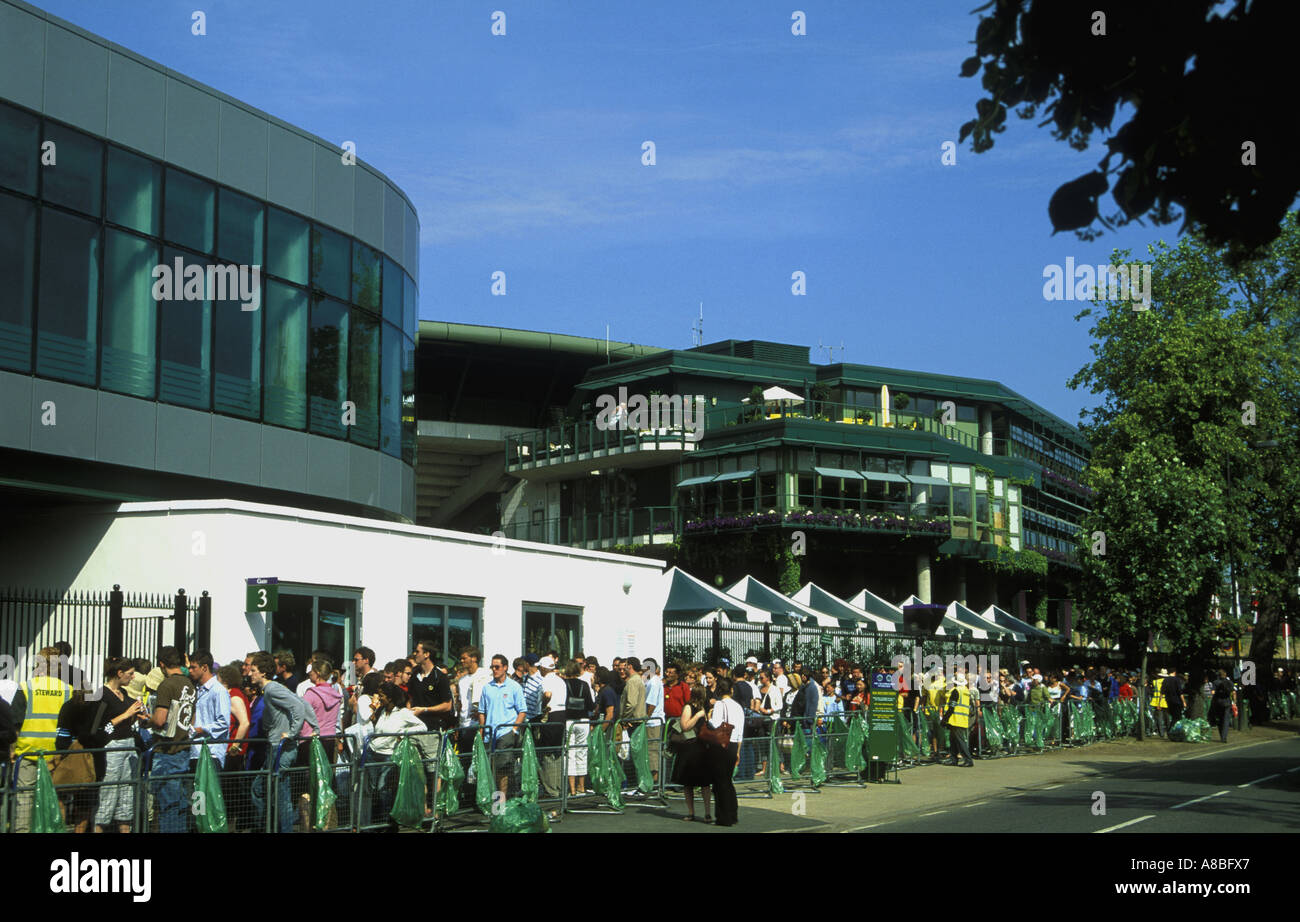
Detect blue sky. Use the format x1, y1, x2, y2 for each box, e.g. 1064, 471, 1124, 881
42, 0, 1174, 425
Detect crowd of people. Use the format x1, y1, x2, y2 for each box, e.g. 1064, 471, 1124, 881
1, 641, 1295, 833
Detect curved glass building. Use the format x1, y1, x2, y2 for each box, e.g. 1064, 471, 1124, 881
0, 0, 418, 520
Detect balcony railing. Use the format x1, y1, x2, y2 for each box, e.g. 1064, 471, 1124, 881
500, 505, 678, 546
505, 421, 697, 469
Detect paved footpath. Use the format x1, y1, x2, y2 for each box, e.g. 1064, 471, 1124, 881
537, 721, 1299, 834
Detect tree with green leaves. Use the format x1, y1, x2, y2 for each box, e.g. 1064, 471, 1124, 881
1070, 218, 1300, 714
959, 0, 1298, 265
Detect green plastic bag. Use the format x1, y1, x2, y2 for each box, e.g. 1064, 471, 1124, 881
32, 757, 65, 833
594, 728, 624, 809
1024, 707, 1046, 750
845, 713, 866, 772
999, 707, 1021, 751
789, 723, 808, 779
981, 708, 1003, 750
829, 715, 849, 769
488, 797, 551, 833
472, 731, 494, 816
390, 737, 427, 828
766, 724, 785, 795
587, 723, 606, 793
1169, 717, 1211, 743
894, 710, 921, 759
435, 733, 464, 818
809, 728, 828, 787
307, 736, 337, 831
520, 728, 540, 804
629, 723, 654, 794
194, 743, 229, 833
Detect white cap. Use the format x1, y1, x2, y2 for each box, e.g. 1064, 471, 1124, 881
537, 656, 556, 669
746, 656, 758, 664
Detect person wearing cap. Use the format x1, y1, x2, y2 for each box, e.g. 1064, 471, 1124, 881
1151, 669, 1171, 738
941, 673, 975, 767
536, 655, 568, 797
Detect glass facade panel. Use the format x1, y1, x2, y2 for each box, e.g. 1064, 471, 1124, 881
380, 324, 402, 457
402, 335, 416, 464
217, 188, 264, 266
382, 257, 402, 327
308, 297, 349, 437
213, 273, 261, 418
267, 207, 308, 285
106, 147, 160, 236
952, 486, 972, 519
0, 104, 39, 195
42, 125, 102, 217
36, 208, 100, 385
403, 272, 417, 336
263, 280, 308, 429
0, 192, 35, 371
163, 168, 214, 254
351, 242, 380, 312
311, 225, 349, 300
101, 229, 158, 398
158, 248, 211, 409
348, 312, 380, 446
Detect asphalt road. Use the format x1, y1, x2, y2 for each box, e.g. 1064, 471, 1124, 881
855, 736, 1300, 834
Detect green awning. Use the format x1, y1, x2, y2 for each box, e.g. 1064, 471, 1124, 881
662, 568, 747, 620
907, 475, 949, 486
861, 471, 908, 483
814, 467, 863, 480
712, 469, 758, 483
675, 475, 715, 488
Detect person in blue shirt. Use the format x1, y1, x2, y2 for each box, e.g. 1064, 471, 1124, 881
478, 654, 526, 797
188, 651, 230, 770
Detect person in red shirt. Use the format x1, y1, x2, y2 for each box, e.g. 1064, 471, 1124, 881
1117, 675, 1136, 699
664, 662, 690, 718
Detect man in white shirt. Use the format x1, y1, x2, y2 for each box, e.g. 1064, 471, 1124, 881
537, 656, 568, 797
642, 658, 665, 783
709, 678, 745, 827
772, 660, 790, 694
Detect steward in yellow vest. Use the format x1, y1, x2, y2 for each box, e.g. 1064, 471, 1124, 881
1151, 676, 1167, 709
941, 676, 975, 766
13, 649, 73, 761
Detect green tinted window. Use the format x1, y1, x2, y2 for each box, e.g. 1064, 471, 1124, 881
42, 125, 103, 217
164, 168, 215, 253
36, 209, 100, 384
0, 104, 40, 195
101, 230, 158, 398
267, 207, 308, 285
264, 280, 308, 429
106, 147, 160, 236
218, 188, 264, 266
0, 192, 35, 371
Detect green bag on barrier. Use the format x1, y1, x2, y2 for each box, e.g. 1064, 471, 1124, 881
308, 736, 336, 831
789, 723, 808, 779
194, 743, 229, 833
829, 715, 849, 769
587, 724, 606, 793
981, 708, 1003, 750
1043, 705, 1060, 743
32, 757, 65, 833
810, 729, 828, 787
1024, 708, 1045, 749
488, 797, 551, 833
520, 728, 540, 803
472, 731, 495, 816
390, 737, 427, 828
894, 710, 920, 759
1000, 708, 1021, 750
767, 725, 785, 795
1070, 702, 1095, 742
845, 713, 866, 772
629, 722, 654, 794
435, 733, 464, 818
599, 730, 625, 809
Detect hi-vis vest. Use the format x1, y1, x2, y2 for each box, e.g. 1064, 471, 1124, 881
1151, 678, 1167, 709
947, 686, 972, 729
924, 678, 947, 711
14, 675, 72, 757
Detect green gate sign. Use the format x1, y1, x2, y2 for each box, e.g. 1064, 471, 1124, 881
819, 631, 832, 647
246, 577, 278, 614
867, 670, 899, 765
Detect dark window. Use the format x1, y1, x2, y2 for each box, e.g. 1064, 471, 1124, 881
217, 188, 264, 266
42, 124, 102, 217
348, 311, 380, 447
382, 257, 402, 327
263, 280, 308, 429
0, 104, 39, 195
310, 225, 349, 300
409, 599, 481, 663
957, 404, 977, 422
267, 207, 308, 285
401, 335, 415, 464
213, 270, 261, 419
101, 229, 158, 398
158, 248, 211, 409
523, 607, 581, 660
952, 486, 972, 519
0, 192, 36, 371
351, 242, 381, 312
106, 147, 160, 236
308, 297, 349, 437
380, 323, 402, 458
36, 208, 100, 385
163, 168, 214, 254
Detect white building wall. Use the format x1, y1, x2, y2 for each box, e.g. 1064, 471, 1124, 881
0, 500, 668, 671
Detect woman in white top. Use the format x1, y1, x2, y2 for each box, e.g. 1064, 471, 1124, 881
708, 678, 745, 827
363, 682, 426, 828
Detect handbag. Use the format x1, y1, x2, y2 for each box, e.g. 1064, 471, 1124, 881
698, 722, 733, 748
51, 698, 107, 786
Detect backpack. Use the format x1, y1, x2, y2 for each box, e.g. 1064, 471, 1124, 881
788, 683, 809, 721
565, 678, 594, 720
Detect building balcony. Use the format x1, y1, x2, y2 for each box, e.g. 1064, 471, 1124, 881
504, 423, 697, 480
499, 505, 678, 549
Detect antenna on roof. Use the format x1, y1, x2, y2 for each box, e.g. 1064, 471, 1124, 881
691, 303, 704, 347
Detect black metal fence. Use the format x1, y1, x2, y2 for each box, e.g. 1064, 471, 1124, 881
0, 585, 210, 688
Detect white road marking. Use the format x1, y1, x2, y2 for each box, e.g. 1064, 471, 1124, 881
1237, 773, 1281, 788
1095, 815, 1156, 834
919, 810, 947, 816
1171, 790, 1228, 810
1042, 784, 1062, 790
1287, 766, 1300, 773
1180, 739, 1274, 761
962, 801, 987, 807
